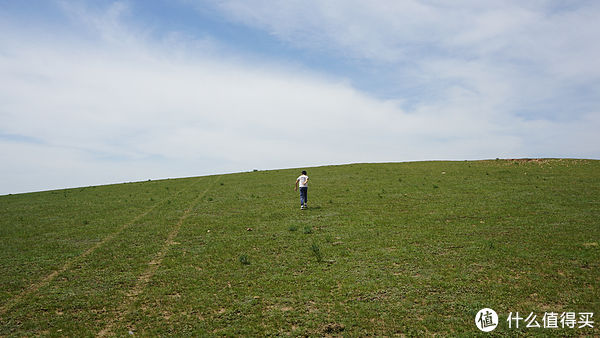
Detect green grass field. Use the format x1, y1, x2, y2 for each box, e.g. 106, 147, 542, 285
1, 159, 598, 336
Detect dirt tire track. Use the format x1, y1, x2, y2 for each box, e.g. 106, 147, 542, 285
97, 176, 220, 337
0, 179, 202, 316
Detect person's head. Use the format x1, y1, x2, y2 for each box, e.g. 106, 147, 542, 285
302, 170, 307, 175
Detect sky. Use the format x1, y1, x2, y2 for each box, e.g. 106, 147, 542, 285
1, 0, 599, 195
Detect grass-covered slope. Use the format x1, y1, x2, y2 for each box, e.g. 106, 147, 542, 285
1, 159, 598, 336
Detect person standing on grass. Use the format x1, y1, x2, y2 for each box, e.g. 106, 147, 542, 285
295, 170, 309, 210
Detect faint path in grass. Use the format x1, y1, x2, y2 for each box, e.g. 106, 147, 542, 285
97, 175, 220, 337
0, 178, 203, 317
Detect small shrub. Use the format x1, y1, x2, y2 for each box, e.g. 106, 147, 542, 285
303, 226, 313, 234
311, 243, 323, 263
239, 254, 250, 265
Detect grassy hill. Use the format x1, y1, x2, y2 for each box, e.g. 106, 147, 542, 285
1, 159, 598, 336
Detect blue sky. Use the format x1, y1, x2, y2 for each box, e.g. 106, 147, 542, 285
1, 0, 599, 194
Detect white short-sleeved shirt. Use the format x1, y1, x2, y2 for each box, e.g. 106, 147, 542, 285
297, 175, 309, 188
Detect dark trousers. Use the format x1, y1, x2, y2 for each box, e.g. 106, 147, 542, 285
299, 187, 308, 206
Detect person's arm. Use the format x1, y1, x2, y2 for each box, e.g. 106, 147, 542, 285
295, 179, 299, 191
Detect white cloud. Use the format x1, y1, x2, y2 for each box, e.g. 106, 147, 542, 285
1, 1, 599, 194
204, 0, 600, 115
206, 0, 600, 66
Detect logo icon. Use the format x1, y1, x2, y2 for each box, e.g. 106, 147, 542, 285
476, 308, 498, 332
